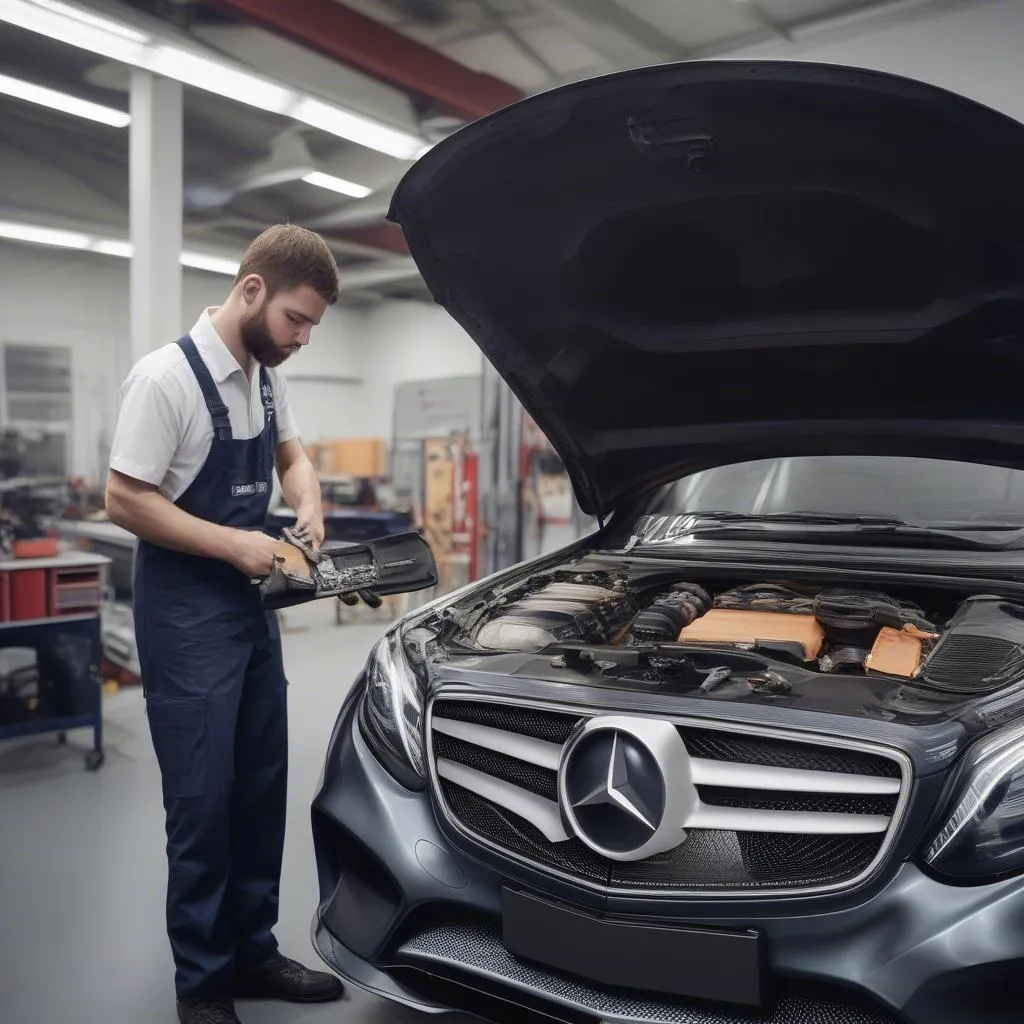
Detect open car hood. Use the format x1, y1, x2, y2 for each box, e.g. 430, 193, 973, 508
388, 61, 1024, 519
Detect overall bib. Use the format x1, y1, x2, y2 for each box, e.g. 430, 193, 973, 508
134, 336, 288, 1001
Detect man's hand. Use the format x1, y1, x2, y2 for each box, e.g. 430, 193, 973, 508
291, 505, 325, 551
227, 529, 282, 579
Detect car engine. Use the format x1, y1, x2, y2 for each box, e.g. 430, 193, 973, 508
457, 565, 1024, 692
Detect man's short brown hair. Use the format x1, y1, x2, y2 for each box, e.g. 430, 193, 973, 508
234, 223, 340, 305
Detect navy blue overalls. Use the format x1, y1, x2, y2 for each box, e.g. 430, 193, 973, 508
134, 336, 288, 1002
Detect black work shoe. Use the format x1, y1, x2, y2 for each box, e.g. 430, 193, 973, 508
236, 952, 344, 1003
176, 998, 242, 1023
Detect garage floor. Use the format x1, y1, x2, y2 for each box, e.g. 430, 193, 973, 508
0, 602, 471, 1024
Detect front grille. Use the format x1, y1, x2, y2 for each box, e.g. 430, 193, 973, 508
428, 698, 910, 896
392, 917, 900, 1023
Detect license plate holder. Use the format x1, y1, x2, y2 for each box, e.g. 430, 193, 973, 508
501, 888, 764, 1008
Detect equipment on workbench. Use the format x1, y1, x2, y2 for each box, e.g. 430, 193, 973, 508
258, 528, 437, 610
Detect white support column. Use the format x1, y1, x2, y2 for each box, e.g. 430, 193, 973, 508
128, 69, 183, 373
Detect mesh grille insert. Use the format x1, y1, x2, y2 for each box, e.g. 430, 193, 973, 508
696, 788, 898, 817
441, 781, 608, 883
435, 733, 558, 802
678, 729, 900, 779
433, 699, 580, 744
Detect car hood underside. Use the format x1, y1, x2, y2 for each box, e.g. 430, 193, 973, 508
389, 61, 1024, 518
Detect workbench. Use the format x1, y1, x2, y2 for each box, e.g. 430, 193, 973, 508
0, 551, 110, 770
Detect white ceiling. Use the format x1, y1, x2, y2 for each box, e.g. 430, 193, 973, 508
334, 0, 901, 92
0, 0, 993, 299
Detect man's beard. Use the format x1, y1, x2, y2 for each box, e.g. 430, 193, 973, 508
241, 307, 288, 368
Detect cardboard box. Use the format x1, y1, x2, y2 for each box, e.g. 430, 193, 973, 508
328, 439, 388, 477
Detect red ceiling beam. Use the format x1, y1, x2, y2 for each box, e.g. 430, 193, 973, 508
209, 0, 525, 122
334, 221, 410, 256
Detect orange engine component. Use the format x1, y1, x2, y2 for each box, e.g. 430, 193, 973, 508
865, 626, 925, 677
677, 608, 826, 661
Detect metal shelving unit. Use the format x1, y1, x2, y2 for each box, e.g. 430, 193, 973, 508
0, 553, 110, 770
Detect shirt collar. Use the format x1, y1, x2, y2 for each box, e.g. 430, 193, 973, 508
189, 307, 254, 384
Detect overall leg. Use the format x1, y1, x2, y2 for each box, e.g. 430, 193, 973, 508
229, 611, 288, 969
230, 612, 344, 1004
145, 630, 253, 1001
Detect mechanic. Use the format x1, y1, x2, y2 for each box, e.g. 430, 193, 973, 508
106, 224, 355, 1024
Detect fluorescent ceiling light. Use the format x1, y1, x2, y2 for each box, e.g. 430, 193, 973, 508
2, 0, 148, 63
290, 97, 422, 161
90, 238, 133, 258
0, 220, 91, 248
27, 0, 149, 42
0, 218, 238, 275
180, 251, 240, 276
302, 171, 373, 199
1, 0, 427, 160
149, 44, 293, 115
0, 71, 129, 127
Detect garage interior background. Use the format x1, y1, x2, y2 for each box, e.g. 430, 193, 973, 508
0, 1, 1022, 1022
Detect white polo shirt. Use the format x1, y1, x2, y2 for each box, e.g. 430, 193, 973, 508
108, 308, 300, 503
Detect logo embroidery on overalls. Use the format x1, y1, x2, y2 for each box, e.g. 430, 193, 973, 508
231, 481, 270, 498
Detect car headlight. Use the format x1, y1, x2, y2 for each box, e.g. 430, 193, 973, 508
925, 720, 1024, 883
357, 628, 426, 791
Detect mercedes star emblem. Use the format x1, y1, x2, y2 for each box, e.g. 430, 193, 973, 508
558, 716, 698, 862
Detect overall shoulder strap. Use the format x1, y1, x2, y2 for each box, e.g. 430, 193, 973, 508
177, 336, 232, 441
258, 365, 276, 424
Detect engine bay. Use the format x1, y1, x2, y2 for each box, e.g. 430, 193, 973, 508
443, 557, 1024, 703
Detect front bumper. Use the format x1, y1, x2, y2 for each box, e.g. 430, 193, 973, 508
310, 692, 1024, 1024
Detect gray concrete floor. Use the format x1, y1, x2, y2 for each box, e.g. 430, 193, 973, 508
0, 601, 462, 1024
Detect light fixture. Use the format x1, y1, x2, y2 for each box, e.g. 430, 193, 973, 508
290, 97, 424, 161
90, 239, 133, 258
0, 0, 148, 64
0, 218, 239, 275
26, 0, 149, 41
179, 251, 240, 276
0, 219, 91, 249
302, 171, 373, 199
0, 71, 129, 127
149, 43, 293, 116
0, 0, 428, 160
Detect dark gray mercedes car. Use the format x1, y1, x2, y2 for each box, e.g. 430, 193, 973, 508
309, 61, 1024, 1024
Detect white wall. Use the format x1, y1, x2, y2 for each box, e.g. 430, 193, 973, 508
355, 298, 483, 438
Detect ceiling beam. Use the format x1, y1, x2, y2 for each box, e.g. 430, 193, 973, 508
207, 0, 525, 121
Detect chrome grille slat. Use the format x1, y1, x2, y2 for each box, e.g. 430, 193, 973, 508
427, 696, 913, 897
436, 759, 569, 842
433, 717, 562, 771
432, 715, 902, 796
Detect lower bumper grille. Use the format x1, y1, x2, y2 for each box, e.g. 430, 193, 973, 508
392, 918, 899, 1024
428, 697, 910, 896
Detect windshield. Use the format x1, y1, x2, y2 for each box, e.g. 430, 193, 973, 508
646, 456, 1024, 526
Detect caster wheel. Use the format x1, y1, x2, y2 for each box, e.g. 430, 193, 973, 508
85, 749, 105, 771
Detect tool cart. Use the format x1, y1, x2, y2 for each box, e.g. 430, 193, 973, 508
0, 550, 111, 770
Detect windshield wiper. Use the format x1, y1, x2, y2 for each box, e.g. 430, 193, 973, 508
690, 511, 909, 527
634, 512, 1024, 550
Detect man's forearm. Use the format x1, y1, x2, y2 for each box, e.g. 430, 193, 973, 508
279, 455, 322, 520
107, 473, 240, 562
